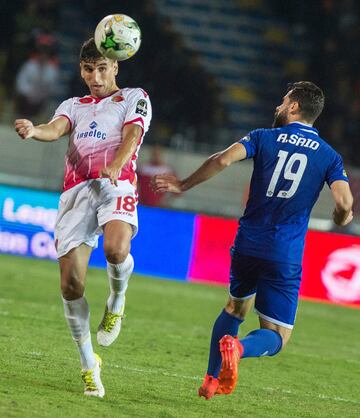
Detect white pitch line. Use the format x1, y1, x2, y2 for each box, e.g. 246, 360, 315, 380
17, 353, 360, 406
108, 362, 360, 405
288, 349, 360, 366
29, 351, 43, 357
110, 363, 199, 381
260, 386, 360, 405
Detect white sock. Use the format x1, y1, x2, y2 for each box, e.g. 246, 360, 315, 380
62, 296, 96, 370
106, 254, 134, 313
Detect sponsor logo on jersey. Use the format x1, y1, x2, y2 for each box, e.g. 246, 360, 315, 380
276, 133, 319, 150
321, 246, 360, 303
136, 99, 147, 116
76, 121, 107, 140
112, 210, 135, 217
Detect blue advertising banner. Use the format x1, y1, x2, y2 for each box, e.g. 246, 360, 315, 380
0, 185, 195, 281
0, 185, 59, 259
82, 207, 195, 281
133, 206, 195, 280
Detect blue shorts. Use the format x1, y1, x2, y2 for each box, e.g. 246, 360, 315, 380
229, 248, 302, 329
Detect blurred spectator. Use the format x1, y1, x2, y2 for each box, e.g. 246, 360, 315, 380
14, 34, 59, 119
137, 145, 176, 207
3, 1, 59, 94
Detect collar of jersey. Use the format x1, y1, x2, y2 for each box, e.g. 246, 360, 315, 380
288, 122, 318, 134
89, 89, 121, 103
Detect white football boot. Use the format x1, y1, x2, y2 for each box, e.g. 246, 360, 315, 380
97, 299, 125, 347
81, 353, 105, 398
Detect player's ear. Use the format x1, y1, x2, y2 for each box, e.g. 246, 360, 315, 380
289, 100, 300, 115
79, 62, 85, 80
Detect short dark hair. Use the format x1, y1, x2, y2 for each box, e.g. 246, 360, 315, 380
287, 81, 325, 123
79, 38, 104, 62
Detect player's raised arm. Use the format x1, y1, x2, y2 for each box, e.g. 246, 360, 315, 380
153, 142, 247, 194
14, 116, 70, 142
330, 180, 354, 226
99, 123, 142, 186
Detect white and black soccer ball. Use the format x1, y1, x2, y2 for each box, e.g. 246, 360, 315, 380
94, 14, 141, 61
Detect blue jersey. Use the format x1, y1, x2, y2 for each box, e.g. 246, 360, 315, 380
235, 122, 348, 265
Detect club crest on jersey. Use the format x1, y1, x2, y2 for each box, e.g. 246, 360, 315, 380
136, 99, 147, 116
76, 121, 107, 140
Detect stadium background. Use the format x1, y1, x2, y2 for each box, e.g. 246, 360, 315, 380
1, 0, 359, 304
0, 1, 360, 416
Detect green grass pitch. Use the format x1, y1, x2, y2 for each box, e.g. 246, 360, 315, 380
0, 254, 359, 417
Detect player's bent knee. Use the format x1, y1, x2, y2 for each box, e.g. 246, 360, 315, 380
61, 275, 84, 300
224, 304, 245, 320
259, 317, 292, 350
225, 297, 253, 320
104, 245, 129, 264
278, 332, 291, 348
271, 328, 291, 349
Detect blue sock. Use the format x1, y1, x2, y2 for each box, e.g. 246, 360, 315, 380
207, 309, 243, 378
240, 329, 282, 358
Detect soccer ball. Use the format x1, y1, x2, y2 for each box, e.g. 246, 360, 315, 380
94, 14, 141, 61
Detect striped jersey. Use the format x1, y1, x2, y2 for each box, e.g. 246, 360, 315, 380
53, 88, 152, 191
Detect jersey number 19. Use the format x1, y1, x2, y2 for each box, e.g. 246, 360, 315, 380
266, 150, 307, 199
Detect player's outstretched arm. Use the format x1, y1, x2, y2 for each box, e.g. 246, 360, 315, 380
153, 142, 247, 194
331, 180, 354, 226
14, 116, 70, 142
99, 123, 142, 186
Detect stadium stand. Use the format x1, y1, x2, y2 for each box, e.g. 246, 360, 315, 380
154, 0, 308, 138
0, 0, 359, 230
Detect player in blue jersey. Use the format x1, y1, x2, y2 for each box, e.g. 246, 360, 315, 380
152, 81, 353, 399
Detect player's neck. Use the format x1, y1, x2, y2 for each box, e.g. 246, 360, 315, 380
91, 86, 120, 99
288, 117, 313, 127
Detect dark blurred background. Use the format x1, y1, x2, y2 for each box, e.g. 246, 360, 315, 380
0, 0, 359, 225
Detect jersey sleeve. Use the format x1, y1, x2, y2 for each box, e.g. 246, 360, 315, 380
123, 88, 152, 134
326, 152, 349, 186
237, 129, 262, 159
52, 98, 74, 130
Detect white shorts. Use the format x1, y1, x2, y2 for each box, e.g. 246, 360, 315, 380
54, 179, 138, 258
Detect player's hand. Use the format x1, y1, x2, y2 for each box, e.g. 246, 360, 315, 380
99, 165, 120, 186
333, 209, 353, 226
14, 119, 35, 139
152, 174, 183, 194
341, 210, 353, 226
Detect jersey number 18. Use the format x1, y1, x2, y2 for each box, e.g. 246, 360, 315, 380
266, 150, 307, 199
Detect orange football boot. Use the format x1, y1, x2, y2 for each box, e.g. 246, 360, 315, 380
217, 335, 244, 395
198, 374, 219, 400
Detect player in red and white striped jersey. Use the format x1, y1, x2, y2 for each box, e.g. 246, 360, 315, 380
14, 38, 152, 397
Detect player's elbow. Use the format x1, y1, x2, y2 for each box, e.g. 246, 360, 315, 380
216, 153, 232, 168
48, 136, 59, 142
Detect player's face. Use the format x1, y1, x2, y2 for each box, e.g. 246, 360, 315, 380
272, 92, 292, 128
80, 59, 118, 97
